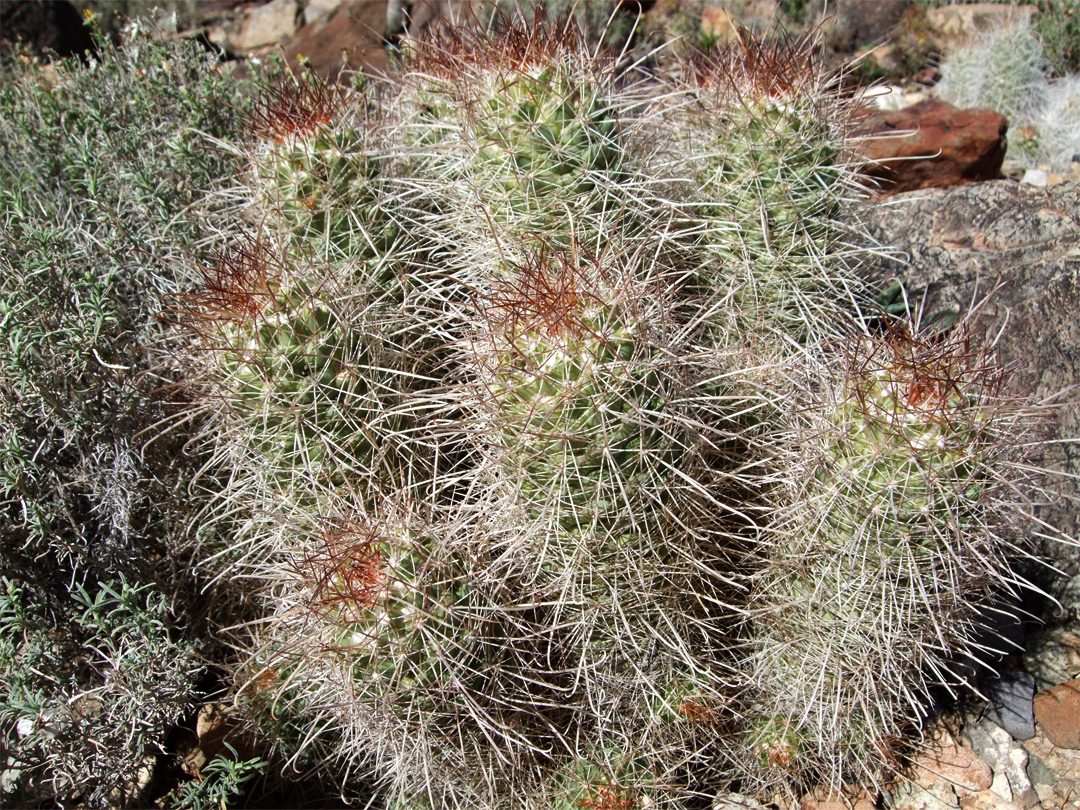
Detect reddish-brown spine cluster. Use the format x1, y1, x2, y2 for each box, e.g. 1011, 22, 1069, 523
179, 237, 280, 329
297, 520, 388, 625
687, 30, 822, 100
248, 75, 345, 143
844, 320, 1005, 430
483, 248, 594, 342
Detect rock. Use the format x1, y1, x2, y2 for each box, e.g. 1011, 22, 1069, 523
913, 727, 993, 794
964, 719, 1039, 806
862, 84, 930, 113
1025, 750, 1055, 787
701, 7, 739, 46
1024, 627, 1080, 691
714, 793, 765, 810
885, 725, 992, 810
1021, 723, 1080, 808
303, 0, 346, 23
1021, 168, 1049, 187
957, 795, 1022, 810
236, 0, 302, 50
982, 672, 1036, 741
183, 703, 254, 779
283, 0, 389, 78
1053, 575, 1080, 624
106, 754, 156, 808
1034, 680, 1080, 749
826, 0, 912, 54
857, 98, 1008, 194
803, 790, 876, 807
798, 787, 877, 809
404, 0, 474, 38
886, 780, 956, 810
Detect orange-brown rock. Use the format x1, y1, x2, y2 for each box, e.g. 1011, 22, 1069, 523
913, 727, 994, 795
1034, 679, 1080, 749
283, 0, 389, 78
857, 98, 1008, 194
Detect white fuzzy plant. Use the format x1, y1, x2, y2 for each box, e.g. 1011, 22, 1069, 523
935, 21, 1049, 128
1034, 74, 1080, 171
935, 18, 1080, 171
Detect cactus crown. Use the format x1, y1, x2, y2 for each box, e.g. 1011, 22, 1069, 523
686, 29, 822, 100
842, 320, 1005, 430
294, 518, 388, 627
481, 242, 610, 341
247, 73, 347, 143
405, 14, 596, 84
180, 237, 281, 327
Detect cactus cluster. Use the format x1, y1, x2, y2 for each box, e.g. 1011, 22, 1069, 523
935, 18, 1080, 172
173, 17, 1065, 808
935, 20, 1049, 130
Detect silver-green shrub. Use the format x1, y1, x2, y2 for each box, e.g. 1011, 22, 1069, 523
936, 21, 1049, 128
0, 15, 250, 808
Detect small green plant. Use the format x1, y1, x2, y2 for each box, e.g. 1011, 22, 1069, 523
0, 579, 204, 807
171, 744, 268, 810
1035, 0, 1080, 75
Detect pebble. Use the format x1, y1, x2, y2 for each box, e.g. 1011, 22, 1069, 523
303, 0, 344, 24
714, 793, 765, 809
797, 787, 876, 809
982, 671, 1036, 741
1021, 168, 1049, 187
1034, 679, 1080, 749
1024, 628, 1080, 690
886, 727, 991, 810
964, 718, 1039, 807
913, 727, 993, 794
886, 781, 955, 810
956, 794, 1022, 810
235, 0, 301, 50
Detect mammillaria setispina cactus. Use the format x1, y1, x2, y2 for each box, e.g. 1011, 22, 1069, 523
741, 314, 1057, 796
171, 15, 1071, 808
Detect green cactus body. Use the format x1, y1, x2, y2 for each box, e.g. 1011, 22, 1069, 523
465, 65, 622, 238
400, 26, 631, 259
239, 516, 495, 784
169, 22, 1066, 808
492, 320, 663, 533
818, 361, 983, 551
258, 131, 397, 261
309, 535, 481, 697
936, 22, 1048, 136
745, 324, 1011, 788
180, 232, 433, 513
746, 715, 806, 773
211, 283, 414, 500
475, 252, 674, 535
548, 753, 655, 810
673, 41, 865, 343
248, 77, 399, 269
705, 103, 846, 339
